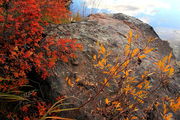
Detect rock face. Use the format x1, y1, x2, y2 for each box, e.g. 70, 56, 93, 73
45, 13, 179, 119
48, 13, 174, 57
169, 40, 180, 61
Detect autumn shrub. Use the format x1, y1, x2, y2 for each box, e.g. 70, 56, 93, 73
0, 0, 81, 119
64, 31, 179, 120
88, 31, 179, 120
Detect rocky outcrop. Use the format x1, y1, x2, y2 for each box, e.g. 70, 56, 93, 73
48, 13, 174, 57
168, 40, 180, 61
44, 13, 179, 119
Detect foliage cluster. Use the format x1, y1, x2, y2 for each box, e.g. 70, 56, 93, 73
0, 0, 81, 119
0, 0, 179, 120
65, 31, 179, 120
90, 31, 179, 120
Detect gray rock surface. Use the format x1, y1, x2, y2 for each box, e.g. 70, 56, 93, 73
44, 13, 179, 119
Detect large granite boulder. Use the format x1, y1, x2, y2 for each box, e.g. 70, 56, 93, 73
42, 13, 179, 119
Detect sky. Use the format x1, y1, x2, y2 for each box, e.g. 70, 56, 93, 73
70, 0, 180, 41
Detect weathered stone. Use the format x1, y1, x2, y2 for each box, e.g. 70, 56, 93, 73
44, 13, 179, 119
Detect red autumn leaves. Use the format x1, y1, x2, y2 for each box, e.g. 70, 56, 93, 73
0, 0, 81, 119
0, 0, 81, 81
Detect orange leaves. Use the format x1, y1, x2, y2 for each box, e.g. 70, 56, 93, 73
131, 116, 138, 120
169, 97, 180, 112
101, 78, 110, 87
163, 113, 173, 120
139, 55, 146, 59
162, 102, 173, 120
65, 77, 74, 87
93, 44, 109, 69
99, 44, 106, 54
90, 31, 177, 119
154, 52, 174, 76
105, 98, 110, 104
112, 101, 121, 110
122, 60, 130, 68
93, 55, 97, 60
124, 44, 130, 56
143, 48, 154, 54
168, 67, 174, 76
168, 52, 172, 63
131, 48, 139, 57
127, 30, 133, 44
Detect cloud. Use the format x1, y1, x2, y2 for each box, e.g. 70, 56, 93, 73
138, 17, 151, 23
81, 0, 170, 16
155, 27, 180, 41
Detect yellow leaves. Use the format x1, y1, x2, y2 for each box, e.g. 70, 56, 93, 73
109, 64, 119, 73
101, 78, 110, 87
135, 97, 144, 103
163, 102, 168, 114
91, 31, 176, 119
125, 44, 130, 56
65, 77, 73, 87
160, 97, 179, 120
137, 83, 143, 89
131, 116, 138, 120
93, 55, 97, 60
124, 84, 135, 95
94, 58, 107, 68
131, 48, 139, 57
97, 60, 104, 68
128, 104, 134, 109
136, 91, 147, 98
163, 113, 173, 120
143, 48, 154, 54
127, 30, 133, 44
123, 70, 132, 77
111, 101, 122, 111
139, 55, 146, 59
135, 34, 139, 40
105, 98, 110, 104
75, 78, 80, 82
168, 52, 172, 63
122, 60, 130, 68
116, 107, 123, 111
127, 77, 138, 83
99, 44, 106, 54
170, 97, 180, 112
154, 52, 174, 76
155, 60, 164, 70
137, 79, 151, 90
143, 80, 151, 89
168, 67, 174, 76
93, 44, 111, 69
